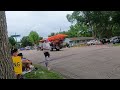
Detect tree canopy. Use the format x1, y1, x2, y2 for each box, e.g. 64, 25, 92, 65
8, 37, 16, 46
21, 36, 33, 47
48, 32, 56, 37
29, 31, 40, 45
66, 11, 120, 39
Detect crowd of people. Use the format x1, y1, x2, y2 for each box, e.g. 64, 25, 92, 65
11, 48, 34, 79
11, 39, 51, 79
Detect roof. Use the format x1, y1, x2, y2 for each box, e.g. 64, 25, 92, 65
68, 37, 94, 41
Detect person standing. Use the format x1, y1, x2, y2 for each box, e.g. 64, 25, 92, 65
40, 40, 44, 51
11, 49, 23, 79
42, 39, 51, 70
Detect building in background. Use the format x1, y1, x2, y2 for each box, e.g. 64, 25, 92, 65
64, 37, 94, 46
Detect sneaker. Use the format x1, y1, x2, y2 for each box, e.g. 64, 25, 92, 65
30, 65, 34, 70
27, 70, 32, 73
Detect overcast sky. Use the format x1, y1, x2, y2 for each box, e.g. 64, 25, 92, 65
6, 11, 73, 41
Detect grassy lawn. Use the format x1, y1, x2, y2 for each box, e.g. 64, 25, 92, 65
113, 43, 120, 46
72, 44, 87, 48
24, 65, 64, 79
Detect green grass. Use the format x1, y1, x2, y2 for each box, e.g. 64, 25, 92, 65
72, 44, 87, 47
24, 65, 64, 79
113, 43, 120, 46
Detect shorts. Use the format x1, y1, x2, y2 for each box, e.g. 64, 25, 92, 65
44, 52, 50, 57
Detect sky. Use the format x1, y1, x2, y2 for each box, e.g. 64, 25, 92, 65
6, 11, 73, 41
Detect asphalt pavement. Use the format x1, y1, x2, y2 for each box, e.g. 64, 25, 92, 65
21, 45, 120, 79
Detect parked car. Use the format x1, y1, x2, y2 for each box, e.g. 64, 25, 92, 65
112, 38, 120, 44
25, 46, 31, 50
110, 36, 120, 43
94, 40, 102, 45
20, 48, 25, 51
87, 40, 95, 45
87, 40, 102, 45
100, 38, 110, 44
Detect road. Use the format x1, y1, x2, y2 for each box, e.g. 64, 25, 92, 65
20, 45, 120, 79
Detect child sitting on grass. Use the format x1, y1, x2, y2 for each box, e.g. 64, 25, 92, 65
17, 53, 34, 72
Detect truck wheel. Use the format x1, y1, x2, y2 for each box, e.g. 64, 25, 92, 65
56, 49, 59, 51
51, 48, 53, 51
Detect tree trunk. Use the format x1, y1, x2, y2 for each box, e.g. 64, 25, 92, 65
0, 11, 16, 79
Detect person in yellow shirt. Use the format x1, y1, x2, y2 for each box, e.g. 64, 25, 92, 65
11, 49, 23, 79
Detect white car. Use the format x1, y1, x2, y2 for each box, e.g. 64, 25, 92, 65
87, 40, 96, 45
25, 46, 31, 50
110, 36, 120, 43
94, 40, 101, 45
87, 40, 101, 45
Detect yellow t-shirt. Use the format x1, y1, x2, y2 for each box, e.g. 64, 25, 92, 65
12, 56, 22, 75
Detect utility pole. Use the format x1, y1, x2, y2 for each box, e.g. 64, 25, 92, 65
60, 27, 61, 32
15, 33, 17, 42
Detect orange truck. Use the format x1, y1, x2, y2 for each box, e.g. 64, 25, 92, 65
47, 34, 68, 51
49, 39, 63, 51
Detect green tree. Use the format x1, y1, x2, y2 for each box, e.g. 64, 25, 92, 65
66, 11, 120, 39
29, 31, 40, 45
58, 31, 68, 35
8, 37, 16, 47
48, 32, 55, 37
21, 36, 33, 47
111, 11, 120, 36
39, 37, 43, 40
112, 11, 120, 25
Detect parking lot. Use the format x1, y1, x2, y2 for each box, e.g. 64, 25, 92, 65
20, 45, 120, 79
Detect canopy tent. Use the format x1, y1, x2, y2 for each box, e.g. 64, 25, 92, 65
47, 34, 68, 41
55, 34, 68, 37
47, 36, 56, 41
55, 34, 68, 40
